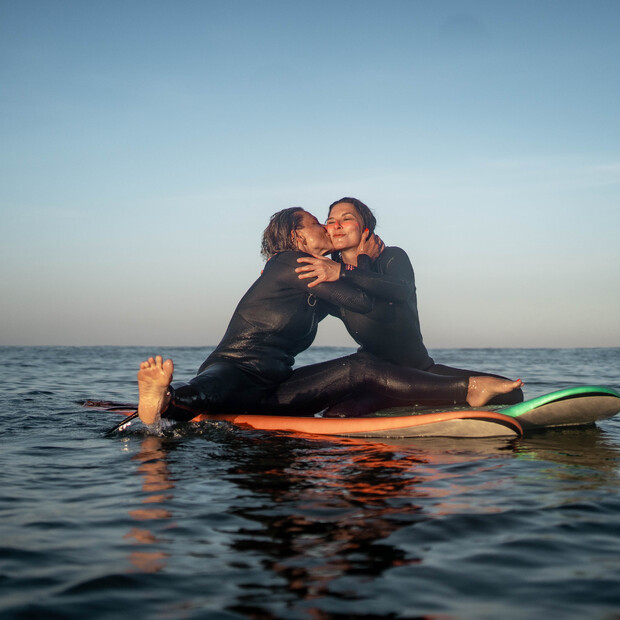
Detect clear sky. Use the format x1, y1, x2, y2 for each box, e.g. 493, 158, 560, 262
1, 0, 619, 348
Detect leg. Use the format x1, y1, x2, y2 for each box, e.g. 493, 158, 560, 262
353, 354, 521, 409
268, 352, 522, 416
163, 361, 271, 421
427, 363, 524, 405
266, 353, 458, 415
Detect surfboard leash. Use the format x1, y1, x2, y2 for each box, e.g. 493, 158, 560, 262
104, 411, 139, 436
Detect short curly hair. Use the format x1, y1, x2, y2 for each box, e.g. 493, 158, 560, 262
261, 207, 305, 259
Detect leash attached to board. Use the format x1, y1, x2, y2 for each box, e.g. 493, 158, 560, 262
104, 411, 139, 436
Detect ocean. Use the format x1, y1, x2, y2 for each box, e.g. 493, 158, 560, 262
1, 346, 620, 619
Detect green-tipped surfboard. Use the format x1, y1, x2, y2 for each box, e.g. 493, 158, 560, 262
498, 386, 620, 431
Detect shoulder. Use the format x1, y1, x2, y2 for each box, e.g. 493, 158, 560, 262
270, 250, 309, 262
378, 246, 412, 265
374, 246, 415, 279
261, 251, 311, 287
383, 246, 409, 258
264, 250, 308, 269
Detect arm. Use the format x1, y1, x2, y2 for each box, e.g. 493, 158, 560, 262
339, 247, 414, 303
276, 252, 373, 314
295, 231, 383, 285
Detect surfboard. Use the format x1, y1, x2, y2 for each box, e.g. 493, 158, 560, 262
373, 386, 620, 430
96, 385, 620, 438
497, 385, 620, 431
188, 410, 523, 438
96, 403, 522, 438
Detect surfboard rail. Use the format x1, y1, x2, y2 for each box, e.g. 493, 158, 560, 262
189, 410, 523, 438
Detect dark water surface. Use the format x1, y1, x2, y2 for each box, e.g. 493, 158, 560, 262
1, 346, 620, 619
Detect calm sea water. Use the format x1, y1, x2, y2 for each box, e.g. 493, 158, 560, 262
1, 346, 620, 619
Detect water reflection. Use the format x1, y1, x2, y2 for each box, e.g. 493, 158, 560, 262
124, 436, 174, 573
119, 422, 620, 617
516, 425, 620, 488
219, 432, 518, 616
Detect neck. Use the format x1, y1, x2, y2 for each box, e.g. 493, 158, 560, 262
340, 248, 359, 266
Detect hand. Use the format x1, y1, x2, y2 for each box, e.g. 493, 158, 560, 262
357, 229, 384, 261
295, 255, 342, 288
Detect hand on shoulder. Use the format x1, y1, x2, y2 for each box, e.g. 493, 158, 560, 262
357, 230, 385, 261
295, 255, 342, 288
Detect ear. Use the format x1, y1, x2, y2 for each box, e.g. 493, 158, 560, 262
292, 230, 304, 250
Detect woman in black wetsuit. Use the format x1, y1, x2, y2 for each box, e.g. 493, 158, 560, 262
295, 197, 524, 414
137, 208, 522, 425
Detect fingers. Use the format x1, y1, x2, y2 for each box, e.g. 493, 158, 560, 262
370, 233, 383, 246
306, 272, 328, 287
297, 268, 325, 285
296, 256, 324, 265
296, 255, 339, 285
295, 264, 316, 273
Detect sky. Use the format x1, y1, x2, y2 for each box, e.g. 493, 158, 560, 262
1, 0, 619, 349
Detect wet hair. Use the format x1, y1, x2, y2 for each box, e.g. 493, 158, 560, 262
328, 197, 376, 234
261, 207, 306, 259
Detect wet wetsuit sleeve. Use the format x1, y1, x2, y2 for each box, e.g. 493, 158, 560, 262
339, 247, 412, 303
277, 251, 373, 313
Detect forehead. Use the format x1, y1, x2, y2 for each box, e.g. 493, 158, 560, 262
328, 202, 360, 218
299, 211, 320, 226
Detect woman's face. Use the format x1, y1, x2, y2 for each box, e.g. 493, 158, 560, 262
325, 202, 364, 251
294, 211, 333, 255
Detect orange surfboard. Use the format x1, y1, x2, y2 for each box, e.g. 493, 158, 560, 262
97, 403, 522, 438
188, 410, 523, 438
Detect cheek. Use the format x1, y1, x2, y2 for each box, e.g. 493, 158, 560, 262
342, 221, 362, 234
313, 228, 327, 242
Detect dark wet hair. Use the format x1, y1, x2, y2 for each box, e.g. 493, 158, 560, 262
261, 207, 305, 259
328, 197, 376, 234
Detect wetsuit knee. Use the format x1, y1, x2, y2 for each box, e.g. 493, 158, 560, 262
166, 362, 271, 416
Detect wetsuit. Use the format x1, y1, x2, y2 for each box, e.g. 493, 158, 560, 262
163, 250, 470, 421
337, 247, 434, 369
331, 246, 523, 410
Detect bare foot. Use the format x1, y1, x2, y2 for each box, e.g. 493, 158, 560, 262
137, 356, 174, 425
466, 376, 523, 408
